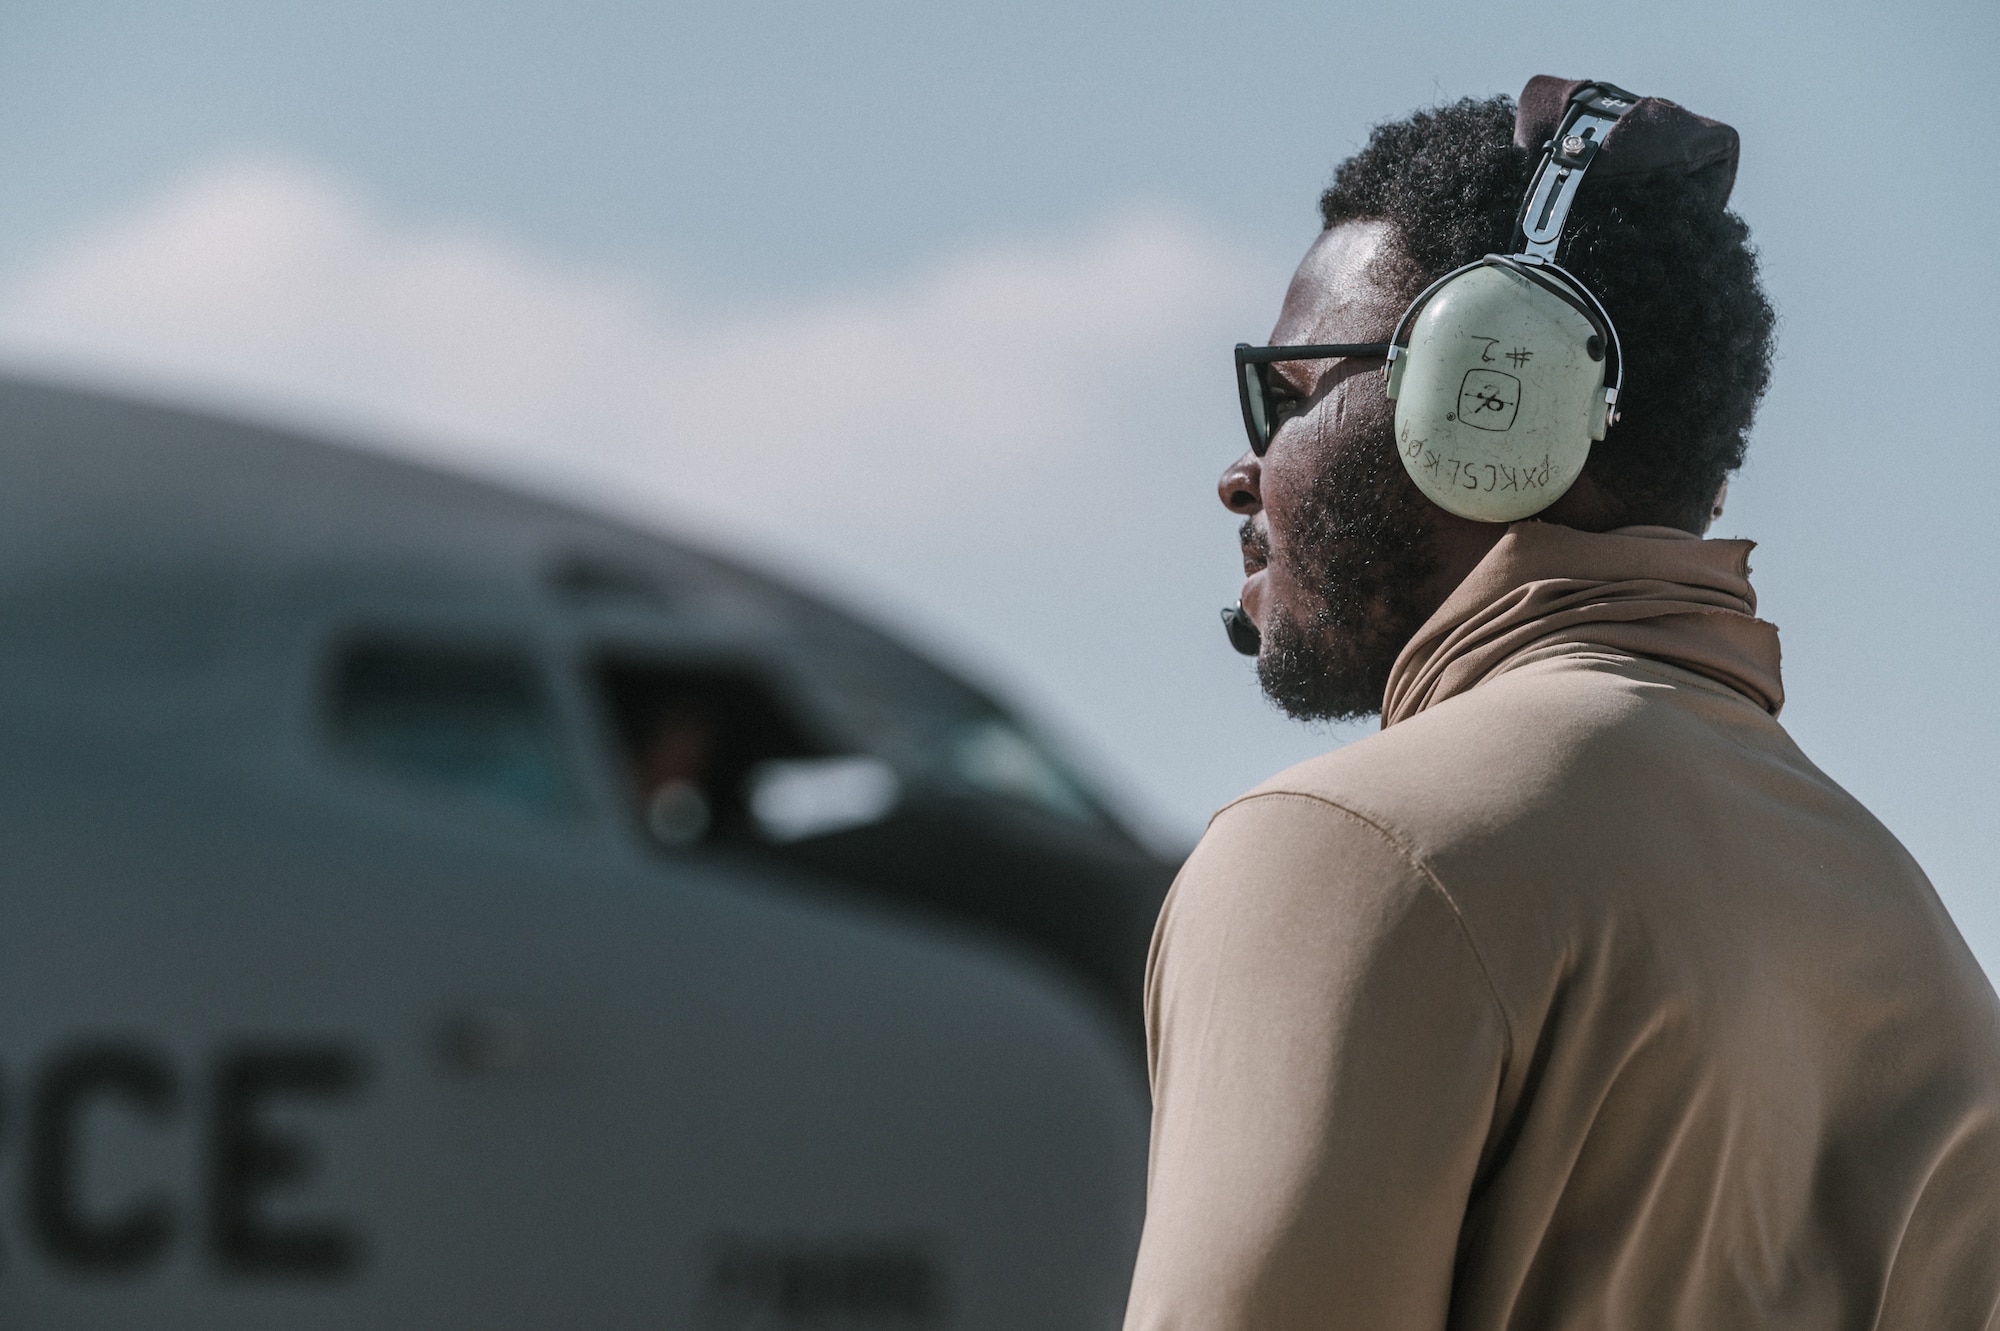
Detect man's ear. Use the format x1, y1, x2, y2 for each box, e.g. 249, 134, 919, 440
1708, 479, 1729, 531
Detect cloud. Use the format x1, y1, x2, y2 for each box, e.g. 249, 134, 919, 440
0, 161, 1253, 540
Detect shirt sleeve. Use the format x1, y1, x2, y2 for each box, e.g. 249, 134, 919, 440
1123, 792, 1511, 1331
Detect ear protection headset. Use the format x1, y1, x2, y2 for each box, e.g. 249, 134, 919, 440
1383, 80, 1638, 522
1221, 80, 1643, 654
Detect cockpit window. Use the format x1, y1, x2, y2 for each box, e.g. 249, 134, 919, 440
949, 719, 1098, 824
325, 639, 580, 818
595, 659, 902, 850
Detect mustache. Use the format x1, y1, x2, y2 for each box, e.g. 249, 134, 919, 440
1238, 519, 1270, 564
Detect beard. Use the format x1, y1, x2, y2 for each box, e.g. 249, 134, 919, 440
1254, 402, 1442, 723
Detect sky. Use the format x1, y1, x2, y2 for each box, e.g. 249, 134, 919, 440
1, 1, 1998, 976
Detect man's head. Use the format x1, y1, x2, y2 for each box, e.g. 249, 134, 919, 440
1224, 92, 1776, 722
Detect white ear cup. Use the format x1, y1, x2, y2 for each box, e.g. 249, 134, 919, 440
1385, 263, 1607, 522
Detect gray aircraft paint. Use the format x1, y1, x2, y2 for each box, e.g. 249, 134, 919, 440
0, 377, 1160, 1328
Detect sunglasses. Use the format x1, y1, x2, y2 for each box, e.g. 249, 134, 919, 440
1234, 342, 1392, 456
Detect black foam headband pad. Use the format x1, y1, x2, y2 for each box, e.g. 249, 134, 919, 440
1514, 74, 1740, 209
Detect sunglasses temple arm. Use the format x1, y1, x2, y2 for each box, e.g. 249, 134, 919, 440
1234, 343, 1393, 365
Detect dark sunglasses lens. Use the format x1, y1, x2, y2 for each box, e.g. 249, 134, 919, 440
1241, 360, 1271, 455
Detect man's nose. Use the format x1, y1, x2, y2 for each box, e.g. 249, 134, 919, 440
1219, 452, 1262, 515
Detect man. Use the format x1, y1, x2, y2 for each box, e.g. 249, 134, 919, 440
1124, 80, 2000, 1329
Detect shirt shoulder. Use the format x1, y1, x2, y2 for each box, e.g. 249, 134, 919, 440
1231, 645, 1994, 1057
1154, 783, 1516, 1106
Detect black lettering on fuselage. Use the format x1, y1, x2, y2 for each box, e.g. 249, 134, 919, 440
702, 1237, 944, 1327
209, 1046, 364, 1277
28, 1045, 177, 1272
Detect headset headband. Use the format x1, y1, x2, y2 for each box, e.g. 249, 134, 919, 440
1390, 80, 1638, 380
1515, 81, 1640, 258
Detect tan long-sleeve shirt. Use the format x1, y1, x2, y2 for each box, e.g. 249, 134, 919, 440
1125, 524, 2000, 1330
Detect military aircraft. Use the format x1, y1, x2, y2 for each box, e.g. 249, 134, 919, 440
0, 375, 1176, 1328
